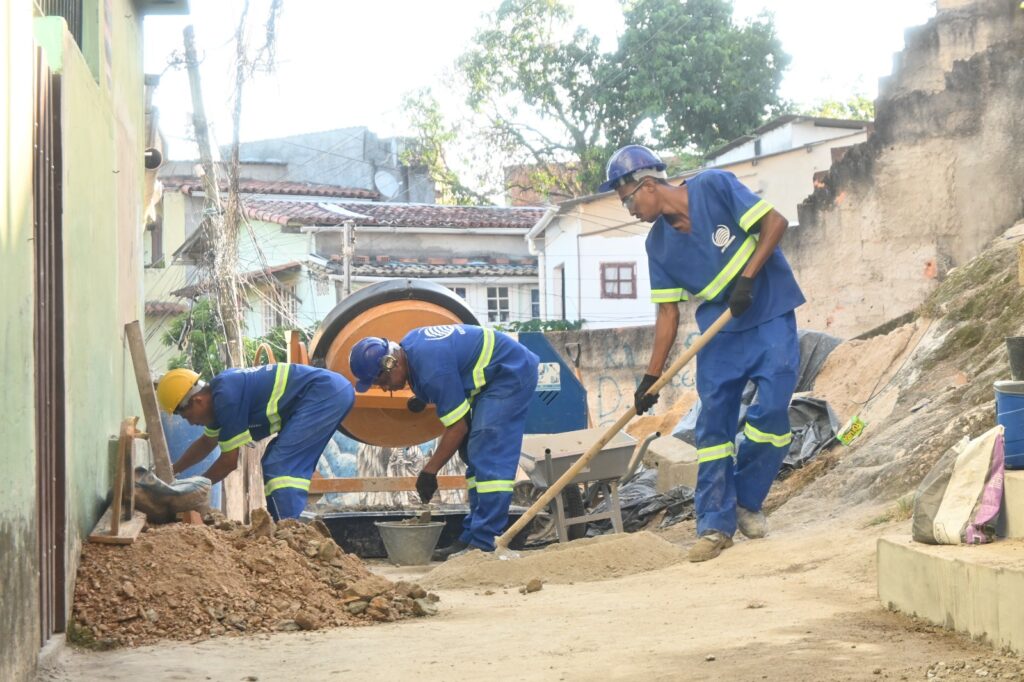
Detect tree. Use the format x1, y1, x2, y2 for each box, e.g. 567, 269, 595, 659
457, 0, 789, 197
801, 94, 875, 121
401, 89, 492, 205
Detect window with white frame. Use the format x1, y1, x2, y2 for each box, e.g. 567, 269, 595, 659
263, 283, 299, 333
450, 286, 467, 300
600, 262, 636, 299
487, 286, 510, 323
530, 288, 540, 320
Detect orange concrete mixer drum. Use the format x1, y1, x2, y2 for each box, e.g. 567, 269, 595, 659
309, 279, 479, 448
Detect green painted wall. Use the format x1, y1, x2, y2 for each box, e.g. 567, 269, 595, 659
58, 0, 147, 556
1, 4, 41, 680
144, 191, 189, 370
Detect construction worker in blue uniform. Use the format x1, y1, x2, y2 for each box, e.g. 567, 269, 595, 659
349, 325, 539, 558
600, 144, 805, 562
156, 364, 355, 521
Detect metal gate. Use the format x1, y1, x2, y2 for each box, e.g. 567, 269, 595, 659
33, 46, 67, 645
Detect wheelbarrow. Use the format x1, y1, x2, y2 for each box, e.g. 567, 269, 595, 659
519, 427, 659, 542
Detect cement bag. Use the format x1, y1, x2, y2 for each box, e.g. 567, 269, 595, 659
133, 467, 212, 523
912, 425, 1005, 545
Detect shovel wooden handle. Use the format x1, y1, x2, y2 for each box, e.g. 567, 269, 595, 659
495, 309, 733, 551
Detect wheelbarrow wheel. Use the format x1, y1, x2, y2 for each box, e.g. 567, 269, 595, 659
511, 481, 587, 545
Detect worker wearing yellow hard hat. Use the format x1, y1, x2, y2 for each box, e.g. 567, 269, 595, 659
155, 364, 355, 520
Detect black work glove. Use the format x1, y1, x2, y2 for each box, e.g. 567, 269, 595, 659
416, 470, 438, 504
634, 373, 661, 416
728, 275, 755, 318
407, 397, 427, 413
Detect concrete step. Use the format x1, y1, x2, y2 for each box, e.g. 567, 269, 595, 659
998, 470, 1024, 538
643, 435, 697, 493
877, 536, 1024, 653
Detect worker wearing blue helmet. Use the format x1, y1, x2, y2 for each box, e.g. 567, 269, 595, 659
601, 145, 805, 562
349, 325, 539, 559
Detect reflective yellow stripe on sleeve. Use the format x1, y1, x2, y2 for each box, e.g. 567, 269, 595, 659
219, 430, 253, 451
469, 328, 495, 400
204, 427, 220, 438
466, 477, 477, 490
266, 364, 291, 434
651, 288, 687, 303
696, 235, 758, 302
696, 442, 734, 463
264, 476, 310, 496
743, 422, 793, 448
475, 479, 515, 494
739, 200, 772, 231
439, 399, 470, 427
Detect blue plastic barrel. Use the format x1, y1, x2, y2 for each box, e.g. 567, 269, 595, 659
160, 412, 223, 508
995, 381, 1024, 469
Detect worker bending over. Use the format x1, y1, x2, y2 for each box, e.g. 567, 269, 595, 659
600, 145, 805, 562
156, 364, 354, 520
349, 325, 538, 558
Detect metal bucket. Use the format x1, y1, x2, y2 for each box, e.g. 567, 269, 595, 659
374, 521, 445, 565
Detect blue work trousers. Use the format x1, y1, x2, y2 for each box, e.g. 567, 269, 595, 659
694, 311, 799, 537
262, 374, 355, 521
460, 358, 539, 550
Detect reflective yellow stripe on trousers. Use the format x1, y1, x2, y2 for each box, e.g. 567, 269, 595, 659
743, 422, 792, 448
696, 442, 734, 464
264, 476, 310, 496
266, 363, 291, 434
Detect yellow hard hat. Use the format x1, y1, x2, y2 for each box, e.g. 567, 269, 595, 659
156, 368, 201, 413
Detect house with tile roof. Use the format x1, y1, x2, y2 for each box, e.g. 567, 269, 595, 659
145, 173, 545, 368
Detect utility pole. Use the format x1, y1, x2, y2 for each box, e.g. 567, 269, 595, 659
183, 25, 245, 368
341, 219, 355, 298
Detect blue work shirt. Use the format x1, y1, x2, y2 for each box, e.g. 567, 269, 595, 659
646, 169, 805, 332
401, 325, 538, 428
205, 364, 344, 451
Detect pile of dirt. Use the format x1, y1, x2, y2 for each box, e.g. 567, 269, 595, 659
72, 511, 438, 648
420, 531, 686, 589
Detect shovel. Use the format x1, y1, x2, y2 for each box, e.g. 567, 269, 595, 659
494, 309, 733, 555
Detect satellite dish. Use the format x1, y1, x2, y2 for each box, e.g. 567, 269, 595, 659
373, 170, 401, 200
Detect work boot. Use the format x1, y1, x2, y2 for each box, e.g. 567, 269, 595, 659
687, 531, 734, 563
736, 506, 767, 539
431, 539, 469, 562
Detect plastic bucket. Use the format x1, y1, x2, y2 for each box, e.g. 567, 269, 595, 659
374, 521, 445, 565
1007, 338, 1024, 381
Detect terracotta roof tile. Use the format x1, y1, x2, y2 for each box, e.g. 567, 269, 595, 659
160, 176, 380, 200
242, 199, 545, 229
343, 261, 538, 278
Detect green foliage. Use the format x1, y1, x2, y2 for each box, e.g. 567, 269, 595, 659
456, 0, 789, 197
161, 298, 319, 380
801, 94, 875, 121
162, 299, 228, 381
496, 319, 585, 332
401, 89, 493, 206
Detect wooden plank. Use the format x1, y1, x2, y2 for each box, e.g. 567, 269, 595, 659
176, 510, 203, 525
125, 320, 174, 482
308, 475, 465, 494
88, 508, 147, 545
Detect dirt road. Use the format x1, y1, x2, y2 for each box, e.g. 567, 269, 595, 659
41, 499, 1023, 681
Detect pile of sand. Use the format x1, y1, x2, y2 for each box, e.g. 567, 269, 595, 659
420, 531, 686, 589
72, 512, 437, 648
811, 321, 925, 422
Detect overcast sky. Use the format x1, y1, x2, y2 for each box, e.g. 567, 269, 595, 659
144, 0, 936, 161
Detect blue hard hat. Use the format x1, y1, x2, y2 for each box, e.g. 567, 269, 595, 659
598, 144, 666, 193
349, 337, 390, 392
